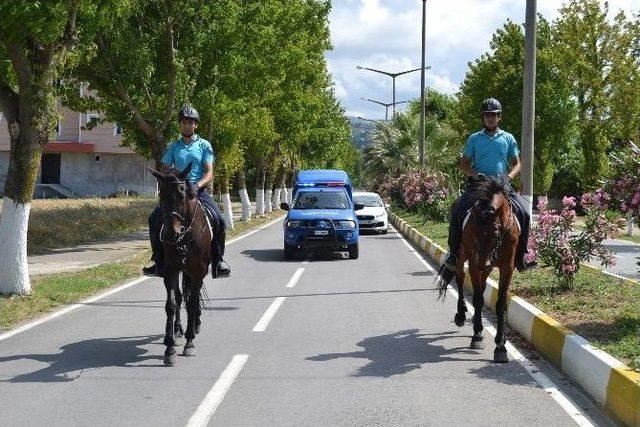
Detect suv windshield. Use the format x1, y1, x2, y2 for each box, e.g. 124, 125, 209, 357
354, 195, 383, 207
293, 190, 350, 210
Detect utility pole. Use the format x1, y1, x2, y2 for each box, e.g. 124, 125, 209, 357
356, 66, 430, 116
419, 0, 427, 167
521, 0, 537, 215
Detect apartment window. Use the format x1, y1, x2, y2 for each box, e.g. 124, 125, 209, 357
94, 155, 101, 163
85, 113, 100, 129
113, 123, 123, 136
55, 118, 61, 137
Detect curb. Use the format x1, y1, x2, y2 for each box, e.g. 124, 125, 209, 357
389, 212, 640, 427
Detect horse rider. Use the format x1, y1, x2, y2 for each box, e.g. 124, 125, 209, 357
442, 98, 537, 273
143, 105, 231, 278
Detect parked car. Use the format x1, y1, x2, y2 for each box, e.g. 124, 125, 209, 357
281, 169, 363, 259
353, 191, 388, 234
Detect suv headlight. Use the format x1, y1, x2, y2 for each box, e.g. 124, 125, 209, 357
336, 220, 356, 229
375, 212, 387, 219
286, 220, 302, 228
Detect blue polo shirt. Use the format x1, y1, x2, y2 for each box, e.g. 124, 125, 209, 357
161, 135, 215, 183
462, 129, 519, 177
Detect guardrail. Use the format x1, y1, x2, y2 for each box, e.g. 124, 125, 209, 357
389, 212, 640, 427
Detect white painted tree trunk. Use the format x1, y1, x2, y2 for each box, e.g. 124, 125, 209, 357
221, 193, 234, 230
0, 197, 31, 294
286, 188, 293, 203
239, 188, 252, 221
281, 187, 289, 205
265, 189, 273, 213
627, 212, 634, 236
273, 188, 282, 209
255, 189, 265, 216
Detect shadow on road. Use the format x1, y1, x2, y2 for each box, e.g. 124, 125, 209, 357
307, 328, 538, 386
0, 335, 164, 383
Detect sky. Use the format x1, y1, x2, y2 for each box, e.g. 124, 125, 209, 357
326, 0, 640, 120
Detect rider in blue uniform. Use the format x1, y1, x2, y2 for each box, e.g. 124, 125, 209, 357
143, 105, 231, 278
443, 98, 537, 273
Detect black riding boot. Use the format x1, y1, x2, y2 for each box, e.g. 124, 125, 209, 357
211, 218, 230, 278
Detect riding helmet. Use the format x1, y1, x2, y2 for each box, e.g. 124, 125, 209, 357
480, 98, 502, 114
178, 105, 200, 123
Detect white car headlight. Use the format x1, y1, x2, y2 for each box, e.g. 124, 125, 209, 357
336, 220, 356, 229
375, 212, 387, 219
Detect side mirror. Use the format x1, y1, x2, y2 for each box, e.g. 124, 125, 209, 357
280, 202, 290, 211
354, 203, 365, 211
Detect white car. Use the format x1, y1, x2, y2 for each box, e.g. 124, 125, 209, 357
353, 191, 388, 233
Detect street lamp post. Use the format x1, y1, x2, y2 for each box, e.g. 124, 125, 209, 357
521, 0, 537, 215
419, 0, 427, 167
361, 97, 409, 120
356, 65, 430, 117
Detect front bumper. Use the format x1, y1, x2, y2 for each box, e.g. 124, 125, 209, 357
284, 221, 358, 249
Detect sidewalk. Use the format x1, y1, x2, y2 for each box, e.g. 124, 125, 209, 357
28, 200, 271, 276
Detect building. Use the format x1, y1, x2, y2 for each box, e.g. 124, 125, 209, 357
0, 98, 156, 198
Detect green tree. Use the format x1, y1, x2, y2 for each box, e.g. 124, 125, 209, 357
553, 0, 631, 188
0, 0, 123, 294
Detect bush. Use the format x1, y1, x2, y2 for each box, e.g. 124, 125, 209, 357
378, 169, 451, 221
526, 194, 625, 287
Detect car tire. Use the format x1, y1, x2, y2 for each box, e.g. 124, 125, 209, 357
348, 242, 359, 259
380, 229, 388, 234
284, 242, 296, 260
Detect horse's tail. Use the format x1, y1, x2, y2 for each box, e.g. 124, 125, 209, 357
434, 262, 456, 300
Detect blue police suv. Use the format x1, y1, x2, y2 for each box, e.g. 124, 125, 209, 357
280, 169, 363, 260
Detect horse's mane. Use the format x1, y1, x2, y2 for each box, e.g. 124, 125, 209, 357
468, 176, 510, 225
160, 168, 197, 199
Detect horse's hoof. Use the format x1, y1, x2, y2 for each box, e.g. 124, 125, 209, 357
494, 349, 509, 363
470, 336, 484, 349
164, 352, 177, 366
174, 335, 185, 345
454, 313, 466, 327
183, 342, 196, 357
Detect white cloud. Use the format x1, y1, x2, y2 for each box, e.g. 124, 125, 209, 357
327, 0, 640, 119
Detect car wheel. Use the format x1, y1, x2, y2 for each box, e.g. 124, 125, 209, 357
284, 242, 296, 260
348, 242, 359, 259
380, 229, 388, 234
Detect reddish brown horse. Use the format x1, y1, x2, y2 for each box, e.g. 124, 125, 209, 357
436, 176, 519, 363
149, 163, 212, 367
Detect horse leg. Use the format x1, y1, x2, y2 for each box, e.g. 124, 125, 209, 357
454, 267, 467, 327
494, 266, 513, 363
163, 273, 180, 366
174, 279, 185, 344
183, 280, 202, 357
469, 268, 485, 349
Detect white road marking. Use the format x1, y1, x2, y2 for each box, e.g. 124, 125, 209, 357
392, 225, 596, 427
0, 216, 286, 341
252, 297, 287, 332
286, 268, 305, 288
0, 276, 149, 341
185, 354, 249, 427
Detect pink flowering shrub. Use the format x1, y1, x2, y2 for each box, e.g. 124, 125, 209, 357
378, 169, 451, 221
602, 142, 640, 220
526, 195, 624, 287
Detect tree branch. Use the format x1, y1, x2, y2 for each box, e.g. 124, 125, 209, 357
61, 0, 79, 49
114, 84, 156, 142
159, 13, 177, 131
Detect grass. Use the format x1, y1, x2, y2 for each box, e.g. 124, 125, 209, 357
0, 197, 157, 255
394, 208, 640, 369
0, 210, 285, 330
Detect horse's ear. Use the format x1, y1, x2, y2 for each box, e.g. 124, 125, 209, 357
178, 162, 192, 181
147, 167, 163, 180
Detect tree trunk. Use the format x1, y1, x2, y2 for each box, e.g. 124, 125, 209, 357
272, 166, 284, 209
254, 157, 266, 216
286, 167, 297, 204
220, 179, 234, 230
264, 164, 275, 213
0, 88, 54, 294
236, 170, 252, 221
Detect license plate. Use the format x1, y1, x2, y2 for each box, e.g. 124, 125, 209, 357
360, 220, 373, 224
314, 230, 329, 236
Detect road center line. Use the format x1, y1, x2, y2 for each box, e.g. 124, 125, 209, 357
286, 268, 305, 288
252, 297, 286, 332
185, 354, 249, 427
392, 225, 595, 427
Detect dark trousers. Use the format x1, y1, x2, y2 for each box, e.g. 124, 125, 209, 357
148, 189, 226, 268
448, 180, 530, 262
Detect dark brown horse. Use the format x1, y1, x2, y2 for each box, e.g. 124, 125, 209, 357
149, 163, 212, 366
436, 176, 519, 363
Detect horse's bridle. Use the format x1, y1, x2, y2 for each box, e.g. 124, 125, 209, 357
478, 198, 515, 273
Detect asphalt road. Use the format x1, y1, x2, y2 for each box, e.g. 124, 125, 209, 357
0, 220, 615, 426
